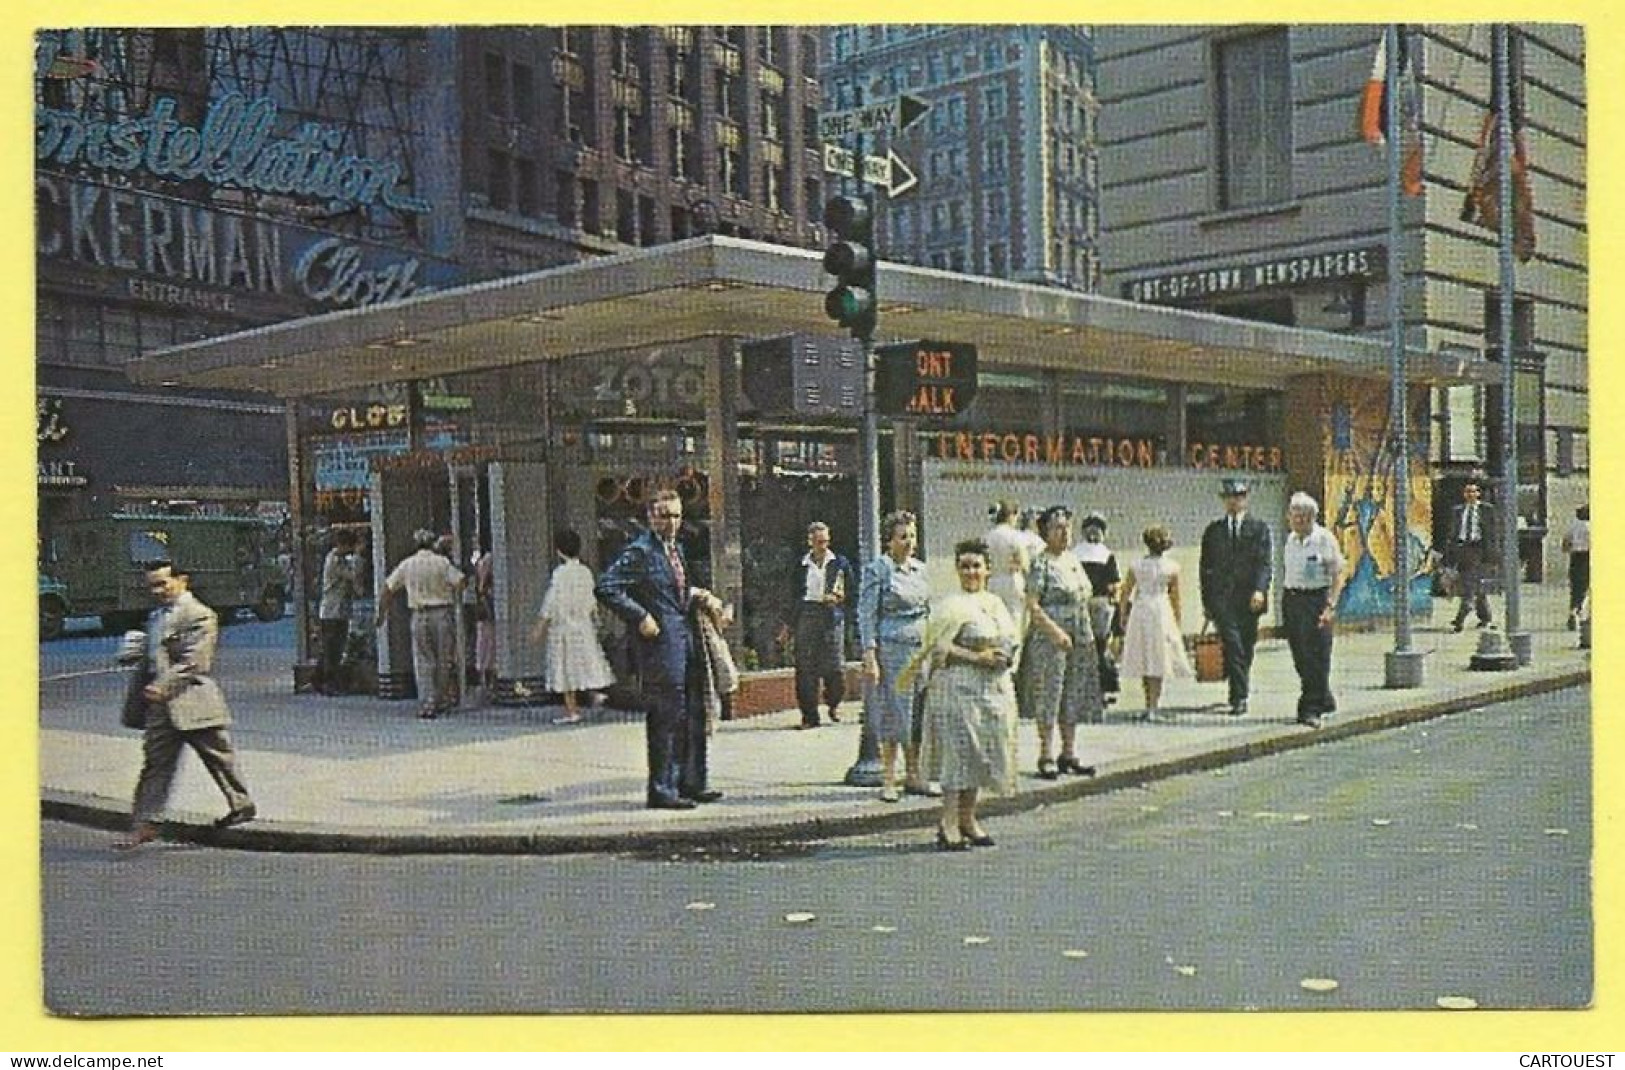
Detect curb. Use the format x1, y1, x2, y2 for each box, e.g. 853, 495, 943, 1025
43, 668, 1590, 856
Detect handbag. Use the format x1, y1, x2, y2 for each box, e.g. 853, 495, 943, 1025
1188, 621, 1225, 683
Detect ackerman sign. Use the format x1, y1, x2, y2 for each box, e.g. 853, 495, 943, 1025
1122, 244, 1386, 305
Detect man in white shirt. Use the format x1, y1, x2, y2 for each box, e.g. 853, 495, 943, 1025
779, 521, 854, 729
1561, 503, 1590, 629
1282, 493, 1346, 728
317, 530, 360, 694
377, 528, 465, 719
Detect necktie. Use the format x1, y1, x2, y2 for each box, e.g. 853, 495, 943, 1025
665, 541, 686, 596
1464, 506, 1478, 543
1230, 517, 1239, 543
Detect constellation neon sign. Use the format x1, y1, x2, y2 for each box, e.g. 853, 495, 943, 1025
36, 92, 430, 215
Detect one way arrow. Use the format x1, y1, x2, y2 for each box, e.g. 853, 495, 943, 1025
883, 149, 918, 198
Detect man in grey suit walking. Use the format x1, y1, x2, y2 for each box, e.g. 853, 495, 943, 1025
115, 560, 256, 850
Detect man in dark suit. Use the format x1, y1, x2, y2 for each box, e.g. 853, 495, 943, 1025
596, 488, 726, 809
1199, 478, 1274, 717
1447, 478, 1497, 632
115, 560, 256, 850
778, 521, 856, 729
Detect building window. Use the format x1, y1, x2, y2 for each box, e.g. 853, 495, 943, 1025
717, 70, 737, 119
975, 85, 1001, 120
948, 95, 966, 129
581, 179, 601, 234
720, 146, 746, 199
513, 63, 536, 120
765, 165, 784, 212
670, 126, 692, 179
985, 190, 1006, 226
555, 170, 577, 226
1214, 29, 1292, 210
515, 157, 537, 216
949, 248, 966, 272
611, 28, 634, 76
617, 189, 636, 243
614, 106, 636, 162
484, 52, 507, 115
487, 149, 512, 210
761, 91, 781, 140
668, 46, 689, 97
989, 243, 1007, 277
760, 27, 780, 68
804, 177, 822, 224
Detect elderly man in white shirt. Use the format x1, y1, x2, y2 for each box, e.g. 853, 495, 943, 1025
377, 528, 466, 720
1282, 493, 1346, 728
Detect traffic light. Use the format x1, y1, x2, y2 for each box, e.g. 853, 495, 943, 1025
823, 195, 877, 343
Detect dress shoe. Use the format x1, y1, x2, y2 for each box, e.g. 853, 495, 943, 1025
1478, 619, 1493, 629
1229, 700, 1248, 717
935, 828, 970, 852
683, 790, 724, 804
904, 780, 942, 798
1451, 621, 1465, 633
418, 709, 439, 720
112, 823, 160, 851
796, 721, 819, 731
1056, 755, 1096, 777
1037, 758, 1059, 780
1297, 715, 1322, 729
879, 786, 901, 804
960, 829, 996, 848
214, 804, 257, 829
827, 708, 841, 723
647, 797, 697, 810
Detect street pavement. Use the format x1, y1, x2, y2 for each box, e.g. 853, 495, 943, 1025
39, 583, 1588, 854
42, 685, 1590, 1015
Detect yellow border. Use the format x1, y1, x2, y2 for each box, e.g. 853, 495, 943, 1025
11, 0, 1619, 1051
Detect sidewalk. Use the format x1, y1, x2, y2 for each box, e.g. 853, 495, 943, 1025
40, 585, 1589, 855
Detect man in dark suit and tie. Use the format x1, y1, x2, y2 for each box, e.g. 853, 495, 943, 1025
596, 488, 726, 809
115, 559, 256, 850
1447, 478, 1497, 632
778, 521, 856, 729
1200, 478, 1274, 717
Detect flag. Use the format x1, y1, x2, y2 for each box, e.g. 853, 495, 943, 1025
1358, 27, 1425, 196
1459, 46, 1536, 262
44, 54, 99, 80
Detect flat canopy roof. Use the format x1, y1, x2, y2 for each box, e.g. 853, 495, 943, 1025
128, 235, 1493, 397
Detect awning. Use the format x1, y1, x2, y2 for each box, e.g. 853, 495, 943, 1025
127, 235, 1496, 397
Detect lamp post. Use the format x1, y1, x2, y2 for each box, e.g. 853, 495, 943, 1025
1494, 23, 1532, 667
1383, 24, 1425, 688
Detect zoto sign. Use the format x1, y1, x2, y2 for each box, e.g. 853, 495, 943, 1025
36, 93, 430, 215
875, 340, 978, 418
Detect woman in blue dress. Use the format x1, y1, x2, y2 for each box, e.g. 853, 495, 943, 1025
858, 510, 932, 802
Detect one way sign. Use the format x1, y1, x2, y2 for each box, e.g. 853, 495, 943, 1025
822, 145, 919, 199
818, 93, 931, 141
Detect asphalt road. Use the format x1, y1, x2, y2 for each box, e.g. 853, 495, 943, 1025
42, 685, 1591, 1016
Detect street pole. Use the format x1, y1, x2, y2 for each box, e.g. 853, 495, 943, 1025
1384, 24, 1424, 688
844, 89, 883, 787
1495, 23, 1531, 666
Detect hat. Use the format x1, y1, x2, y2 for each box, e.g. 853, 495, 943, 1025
1080, 511, 1108, 532
1220, 478, 1250, 496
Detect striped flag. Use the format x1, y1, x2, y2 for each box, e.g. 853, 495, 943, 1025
1358, 27, 1424, 196
1460, 34, 1536, 262
44, 54, 99, 80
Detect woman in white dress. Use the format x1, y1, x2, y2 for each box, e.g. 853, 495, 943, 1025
983, 499, 1030, 634
530, 528, 616, 725
1117, 525, 1193, 718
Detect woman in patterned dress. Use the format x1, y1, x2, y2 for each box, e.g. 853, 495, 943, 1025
857, 511, 932, 803
902, 539, 1021, 850
1020, 505, 1102, 780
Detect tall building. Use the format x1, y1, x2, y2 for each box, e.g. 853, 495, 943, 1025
1096, 24, 1587, 580
456, 26, 827, 274
35, 25, 827, 639
821, 25, 1099, 290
